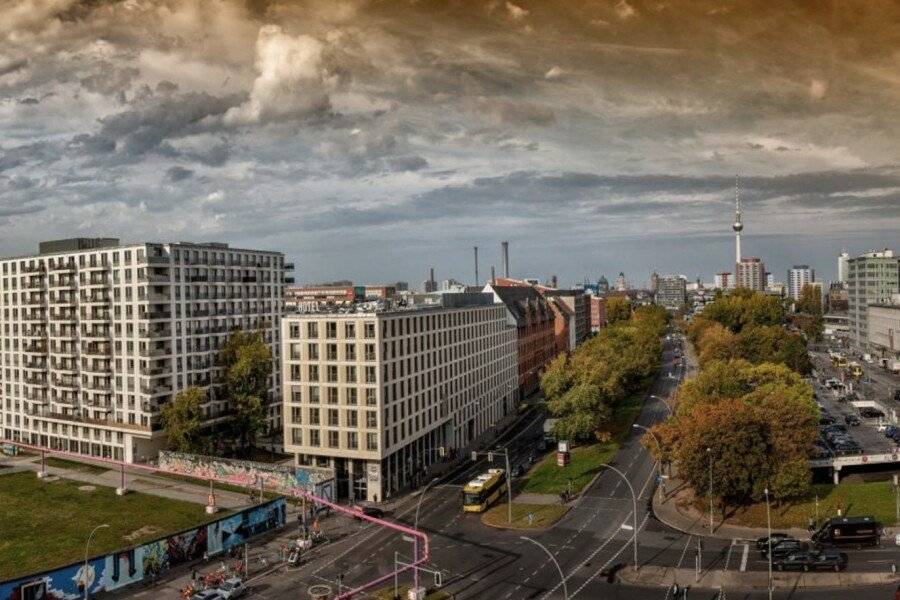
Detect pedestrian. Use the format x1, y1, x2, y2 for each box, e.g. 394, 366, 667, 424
191, 568, 197, 583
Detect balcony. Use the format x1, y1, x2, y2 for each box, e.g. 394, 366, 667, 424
49, 261, 76, 272
51, 376, 79, 389
82, 310, 112, 321
284, 262, 295, 270
49, 310, 77, 321
82, 344, 112, 357
21, 264, 45, 274
83, 276, 110, 287
24, 374, 48, 386
83, 379, 112, 391
50, 295, 77, 306
144, 310, 171, 320
43, 411, 151, 433
146, 255, 170, 265
284, 277, 295, 284
22, 326, 47, 337
81, 361, 111, 374
23, 341, 47, 354
81, 326, 111, 339
83, 262, 110, 271
50, 361, 78, 372
188, 275, 209, 283
242, 276, 257, 283
23, 359, 48, 370
81, 293, 111, 304
140, 326, 172, 338
22, 310, 47, 322
139, 346, 171, 358
141, 383, 172, 395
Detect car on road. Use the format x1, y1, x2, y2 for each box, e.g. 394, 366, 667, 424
350, 504, 385, 519
844, 415, 860, 426
216, 578, 245, 599
511, 464, 525, 478
760, 537, 807, 559
755, 532, 789, 551
773, 550, 848, 572
191, 591, 223, 600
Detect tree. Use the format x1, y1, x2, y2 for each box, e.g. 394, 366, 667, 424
220, 330, 273, 454
793, 284, 824, 342
605, 296, 632, 324
548, 383, 611, 442
697, 322, 737, 365
161, 387, 206, 453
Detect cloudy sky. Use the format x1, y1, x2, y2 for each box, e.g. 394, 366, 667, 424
1, 0, 898, 287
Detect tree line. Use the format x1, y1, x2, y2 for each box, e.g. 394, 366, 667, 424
651, 288, 818, 505
541, 304, 669, 442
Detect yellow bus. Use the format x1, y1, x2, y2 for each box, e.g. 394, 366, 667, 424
848, 362, 863, 379
462, 469, 507, 513
832, 354, 848, 368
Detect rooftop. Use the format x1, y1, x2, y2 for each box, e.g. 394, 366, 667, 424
284, 292, 496, 317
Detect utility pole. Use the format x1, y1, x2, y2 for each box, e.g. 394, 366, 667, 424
707, 447, 713, 531
764, 487, 773, 600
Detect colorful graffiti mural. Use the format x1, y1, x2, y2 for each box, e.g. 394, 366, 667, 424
0, 499, 286, 600
157, 451, 335, 501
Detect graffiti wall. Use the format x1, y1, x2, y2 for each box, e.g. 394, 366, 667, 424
157, 451, 335, 501
0, 498, 286, 600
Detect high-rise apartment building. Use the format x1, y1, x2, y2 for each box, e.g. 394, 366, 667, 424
787, 265, 815, 301
837, 251, 850, 284
847, 249, 900, 347
735, 257, 766, 291
281, 293, 517, 501
714, 272, 732, 290
0, 238, 288, 462
655, 275, 687, 309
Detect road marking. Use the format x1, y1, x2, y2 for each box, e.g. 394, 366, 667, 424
739, 543, 749, 572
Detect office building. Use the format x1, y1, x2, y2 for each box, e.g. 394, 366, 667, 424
714, 272, 732, 290
847, 249, 900, 347
787, 265, 815, 301
655, 276, 687, 310
838, 251, 850, 284
281, 293, 517, 501
867, 304, 900, 359
0, 238, 288, 462
735, 257, 766, 291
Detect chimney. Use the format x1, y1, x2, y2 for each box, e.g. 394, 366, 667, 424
474, 246, 479, 287
551, 275, 558, 289
491, 265, 496, 285
501, 241, 509, 278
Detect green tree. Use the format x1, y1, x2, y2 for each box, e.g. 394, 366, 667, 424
605, 296, 632, 324
548, 383, 611, 442
220, 330, 273, 454
540, 353, 572, 401
793, 284, 824, 341
161, 386, 206, 453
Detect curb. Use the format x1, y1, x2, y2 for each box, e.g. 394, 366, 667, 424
616, 565, 899, 590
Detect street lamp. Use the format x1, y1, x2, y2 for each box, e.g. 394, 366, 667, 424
413, 477, 439, 595
600, 463, 639, 569
520, 536, 568, 600
83, 523, 109, 600
706, 447, 713, 531
649, 394, 673, 415
764, 487, 773, 600
632, 424, 666, 497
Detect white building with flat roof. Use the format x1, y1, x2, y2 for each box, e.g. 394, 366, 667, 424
281, 293, 517, 502
0, 238, 289, 462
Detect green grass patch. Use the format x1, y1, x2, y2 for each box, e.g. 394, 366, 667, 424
0, 471, 225, 580
481, 503, 568, 529
713, 481, 898, 529
521, 390, 648, 495
43, 456, 110, 474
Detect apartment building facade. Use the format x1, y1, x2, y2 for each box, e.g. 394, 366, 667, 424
735, 257, 766, 291
282, 293, 517, 501
848, 250, 900, 347
0, 238, 288, 462
655, 276, 687, 310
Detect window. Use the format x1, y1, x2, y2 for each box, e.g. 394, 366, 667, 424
347, 410, 358, 427
309, 386, 320, 403
326, 343, 338, 360
344, 322, 356, 338
364, 322, 376, 338
366, 410, 377, 428
345, 344, 356, 360
326, 322, 337, 339
366, 433, 378, 451
290, 406, 302, 424
308, 365, 319, 382
327, 365, 338, 382
365, 366, 377, 383
328, 430, 339, 448
366, 388, 377, 405
307, 322, 319, 338
347, 388, 358, 405
346, 365, 357, 383
347, 432, 358, 449
309, 408, 320, 425
364, 343, 376, 361
310, 430, 320, 446
307, 343, 319, 360
291, 428, 302, 445
327, 387, 338, 404
328, 409, 339, 426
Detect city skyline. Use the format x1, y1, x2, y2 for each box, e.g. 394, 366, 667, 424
1, 1, 898, 285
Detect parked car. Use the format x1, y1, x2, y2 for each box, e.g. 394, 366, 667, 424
773, 550, 848, 572
760, 537, 807, 559
812, 516, 881, 548
216, 578, 245, 600
844, 415, 860, 426
756, 532, 789, 551
191, 591, 223, 600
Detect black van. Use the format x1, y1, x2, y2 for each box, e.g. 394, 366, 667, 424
812, 516, 881, 548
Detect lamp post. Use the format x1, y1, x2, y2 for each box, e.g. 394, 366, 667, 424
649, 394, 672, 416
83, 523, 109, 600
601, 463, 639, 569
632, 424, 666, 496
706, 447, 714, 531
764, 487, 773, 600
413, 477, 439, 594
520, 536, 568, 600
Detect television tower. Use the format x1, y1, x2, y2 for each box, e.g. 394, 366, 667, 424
732, 177, 743, 263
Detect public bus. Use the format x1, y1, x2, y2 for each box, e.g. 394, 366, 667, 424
462, 468, 507, 513
832, 353, 848, 368
848, 362, 863, 379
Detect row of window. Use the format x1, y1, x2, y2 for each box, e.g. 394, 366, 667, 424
290, 428, 378, 451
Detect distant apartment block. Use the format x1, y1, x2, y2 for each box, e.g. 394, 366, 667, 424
282, 293, 517, 501
0, 238, 288, 462
848, 249, 900, 347
655, 276, 687, 310
787, 265, 815, 302
735, 257, 766, 291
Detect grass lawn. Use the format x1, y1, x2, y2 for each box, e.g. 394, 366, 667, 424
367, 585, 452, 599
481, 503, 568, 529
43, 456, 110, 474
521, 391, 648, 496
710, 481, 898, 529
0, 471, 224, 580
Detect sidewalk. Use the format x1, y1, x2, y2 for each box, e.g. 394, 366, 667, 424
617, 564, 899, 590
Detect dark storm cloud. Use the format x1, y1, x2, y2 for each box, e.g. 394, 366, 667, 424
0, 58, 27, 77
165, 166, 194, 182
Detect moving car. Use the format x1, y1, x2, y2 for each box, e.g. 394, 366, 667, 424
755, 532, 789, 551
760, 537, 806, 559
773, 550, 848, 572
350, 504, 385, 519
216, 578, 245, 600
812, 516, 881, 548
844, 415, 860, 426
191, 591, 223, 600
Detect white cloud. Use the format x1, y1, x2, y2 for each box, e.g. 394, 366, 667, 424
223, 25, 331, 125
544, 66, 564, 80
809, 79, 828, 100
614, 0, 638, 20
505, 2, 529, 21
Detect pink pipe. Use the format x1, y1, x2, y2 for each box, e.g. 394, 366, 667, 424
1, 439, 430, 599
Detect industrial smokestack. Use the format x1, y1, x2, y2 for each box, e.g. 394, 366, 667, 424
551, 275, 558, 289
429, 267, 435, 284
474, 246, 479, 287
501, 241, 509, 278
491, 265, 496, 285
